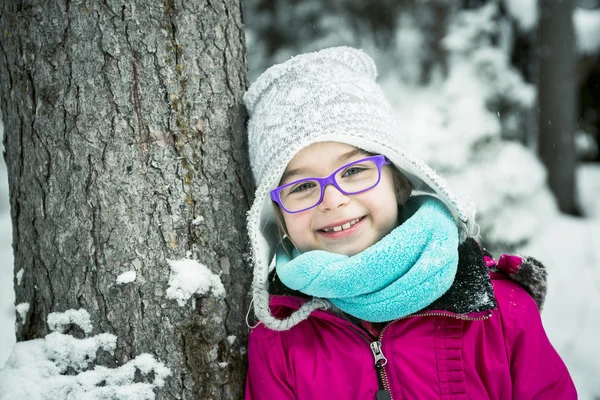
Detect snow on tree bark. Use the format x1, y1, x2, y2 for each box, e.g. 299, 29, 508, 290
0, 0, 252, 398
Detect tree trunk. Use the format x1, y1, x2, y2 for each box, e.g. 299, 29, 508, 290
538, 0, 578, 214
0, 0, 252, 398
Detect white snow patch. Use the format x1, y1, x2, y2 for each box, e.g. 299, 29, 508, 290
166, 259, 226, 306
116, 270, 137, 285
208, 345, 218, 362
577, 130, 599, 159
503, 0, 538, 31
15, 303, 29, 322
227, 335, 236, 346
218, 362, 228, 369
192, 216, 204, 225
16, 269, 24, 286
47, 309, 93, 334
45, 331, 117, 373
578, 164, 600, 218
575, 8, 600, 54
0, 311, 171, 399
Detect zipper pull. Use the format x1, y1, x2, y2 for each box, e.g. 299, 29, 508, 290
369, 341, 388, 368
376, 390, 392, 400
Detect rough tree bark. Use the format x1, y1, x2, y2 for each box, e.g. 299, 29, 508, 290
538, 0, 578, 214
0, 0, 252, 398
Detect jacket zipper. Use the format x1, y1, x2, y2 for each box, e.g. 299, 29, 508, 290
370, 340, 392, 400
352, 311, 493, 400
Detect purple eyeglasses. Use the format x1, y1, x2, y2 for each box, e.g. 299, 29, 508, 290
271, 155, 391, 214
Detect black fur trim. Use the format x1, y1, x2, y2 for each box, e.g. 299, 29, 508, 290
268, 269, 310, 298
509, 257, 547, 310
481, 246, 493, 259
424, 237, 497, 313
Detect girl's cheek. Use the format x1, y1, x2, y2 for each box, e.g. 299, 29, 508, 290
283, 214, 310, 238
281, 214, 295, 233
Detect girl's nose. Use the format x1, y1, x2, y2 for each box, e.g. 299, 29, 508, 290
318, 184, 350, 211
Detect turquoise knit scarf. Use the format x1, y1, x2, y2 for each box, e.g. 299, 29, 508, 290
275, 195, 459, 322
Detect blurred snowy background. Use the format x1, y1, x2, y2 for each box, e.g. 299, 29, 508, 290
1, 0, 600, 398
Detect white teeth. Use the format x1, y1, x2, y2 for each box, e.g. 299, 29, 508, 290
322, 218, 362, 232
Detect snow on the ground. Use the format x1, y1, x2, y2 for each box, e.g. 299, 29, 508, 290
522, 207, 600, 399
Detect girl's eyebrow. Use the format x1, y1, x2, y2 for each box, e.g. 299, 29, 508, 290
280, 167, 311, 184
280, 148, 370, 183
338, 148, 370, 161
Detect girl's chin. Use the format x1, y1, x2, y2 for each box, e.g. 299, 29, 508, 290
316, 240, 374, 256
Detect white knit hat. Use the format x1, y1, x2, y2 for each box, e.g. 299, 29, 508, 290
244, 46, 476, 331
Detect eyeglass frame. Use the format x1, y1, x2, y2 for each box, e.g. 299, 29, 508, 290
270, 154, 391, 214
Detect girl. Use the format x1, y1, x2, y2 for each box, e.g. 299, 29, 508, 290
243, 47, 576, 399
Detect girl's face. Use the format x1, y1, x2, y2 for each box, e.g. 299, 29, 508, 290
279, 142, 406, 256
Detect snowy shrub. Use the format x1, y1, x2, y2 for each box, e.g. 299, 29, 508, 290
383, 3, 557, 251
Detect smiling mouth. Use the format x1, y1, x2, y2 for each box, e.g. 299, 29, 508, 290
319, 217, 365, 233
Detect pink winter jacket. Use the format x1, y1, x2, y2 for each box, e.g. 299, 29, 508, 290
245, 243, 577, 399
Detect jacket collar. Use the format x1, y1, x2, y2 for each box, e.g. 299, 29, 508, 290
423, 237, 497, 314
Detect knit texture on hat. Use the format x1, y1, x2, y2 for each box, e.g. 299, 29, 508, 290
245, 47, 390, 186
244, 46, 477, 331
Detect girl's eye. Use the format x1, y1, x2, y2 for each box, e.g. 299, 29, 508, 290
289, 181, 316, 194
342, 166, 366, 177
